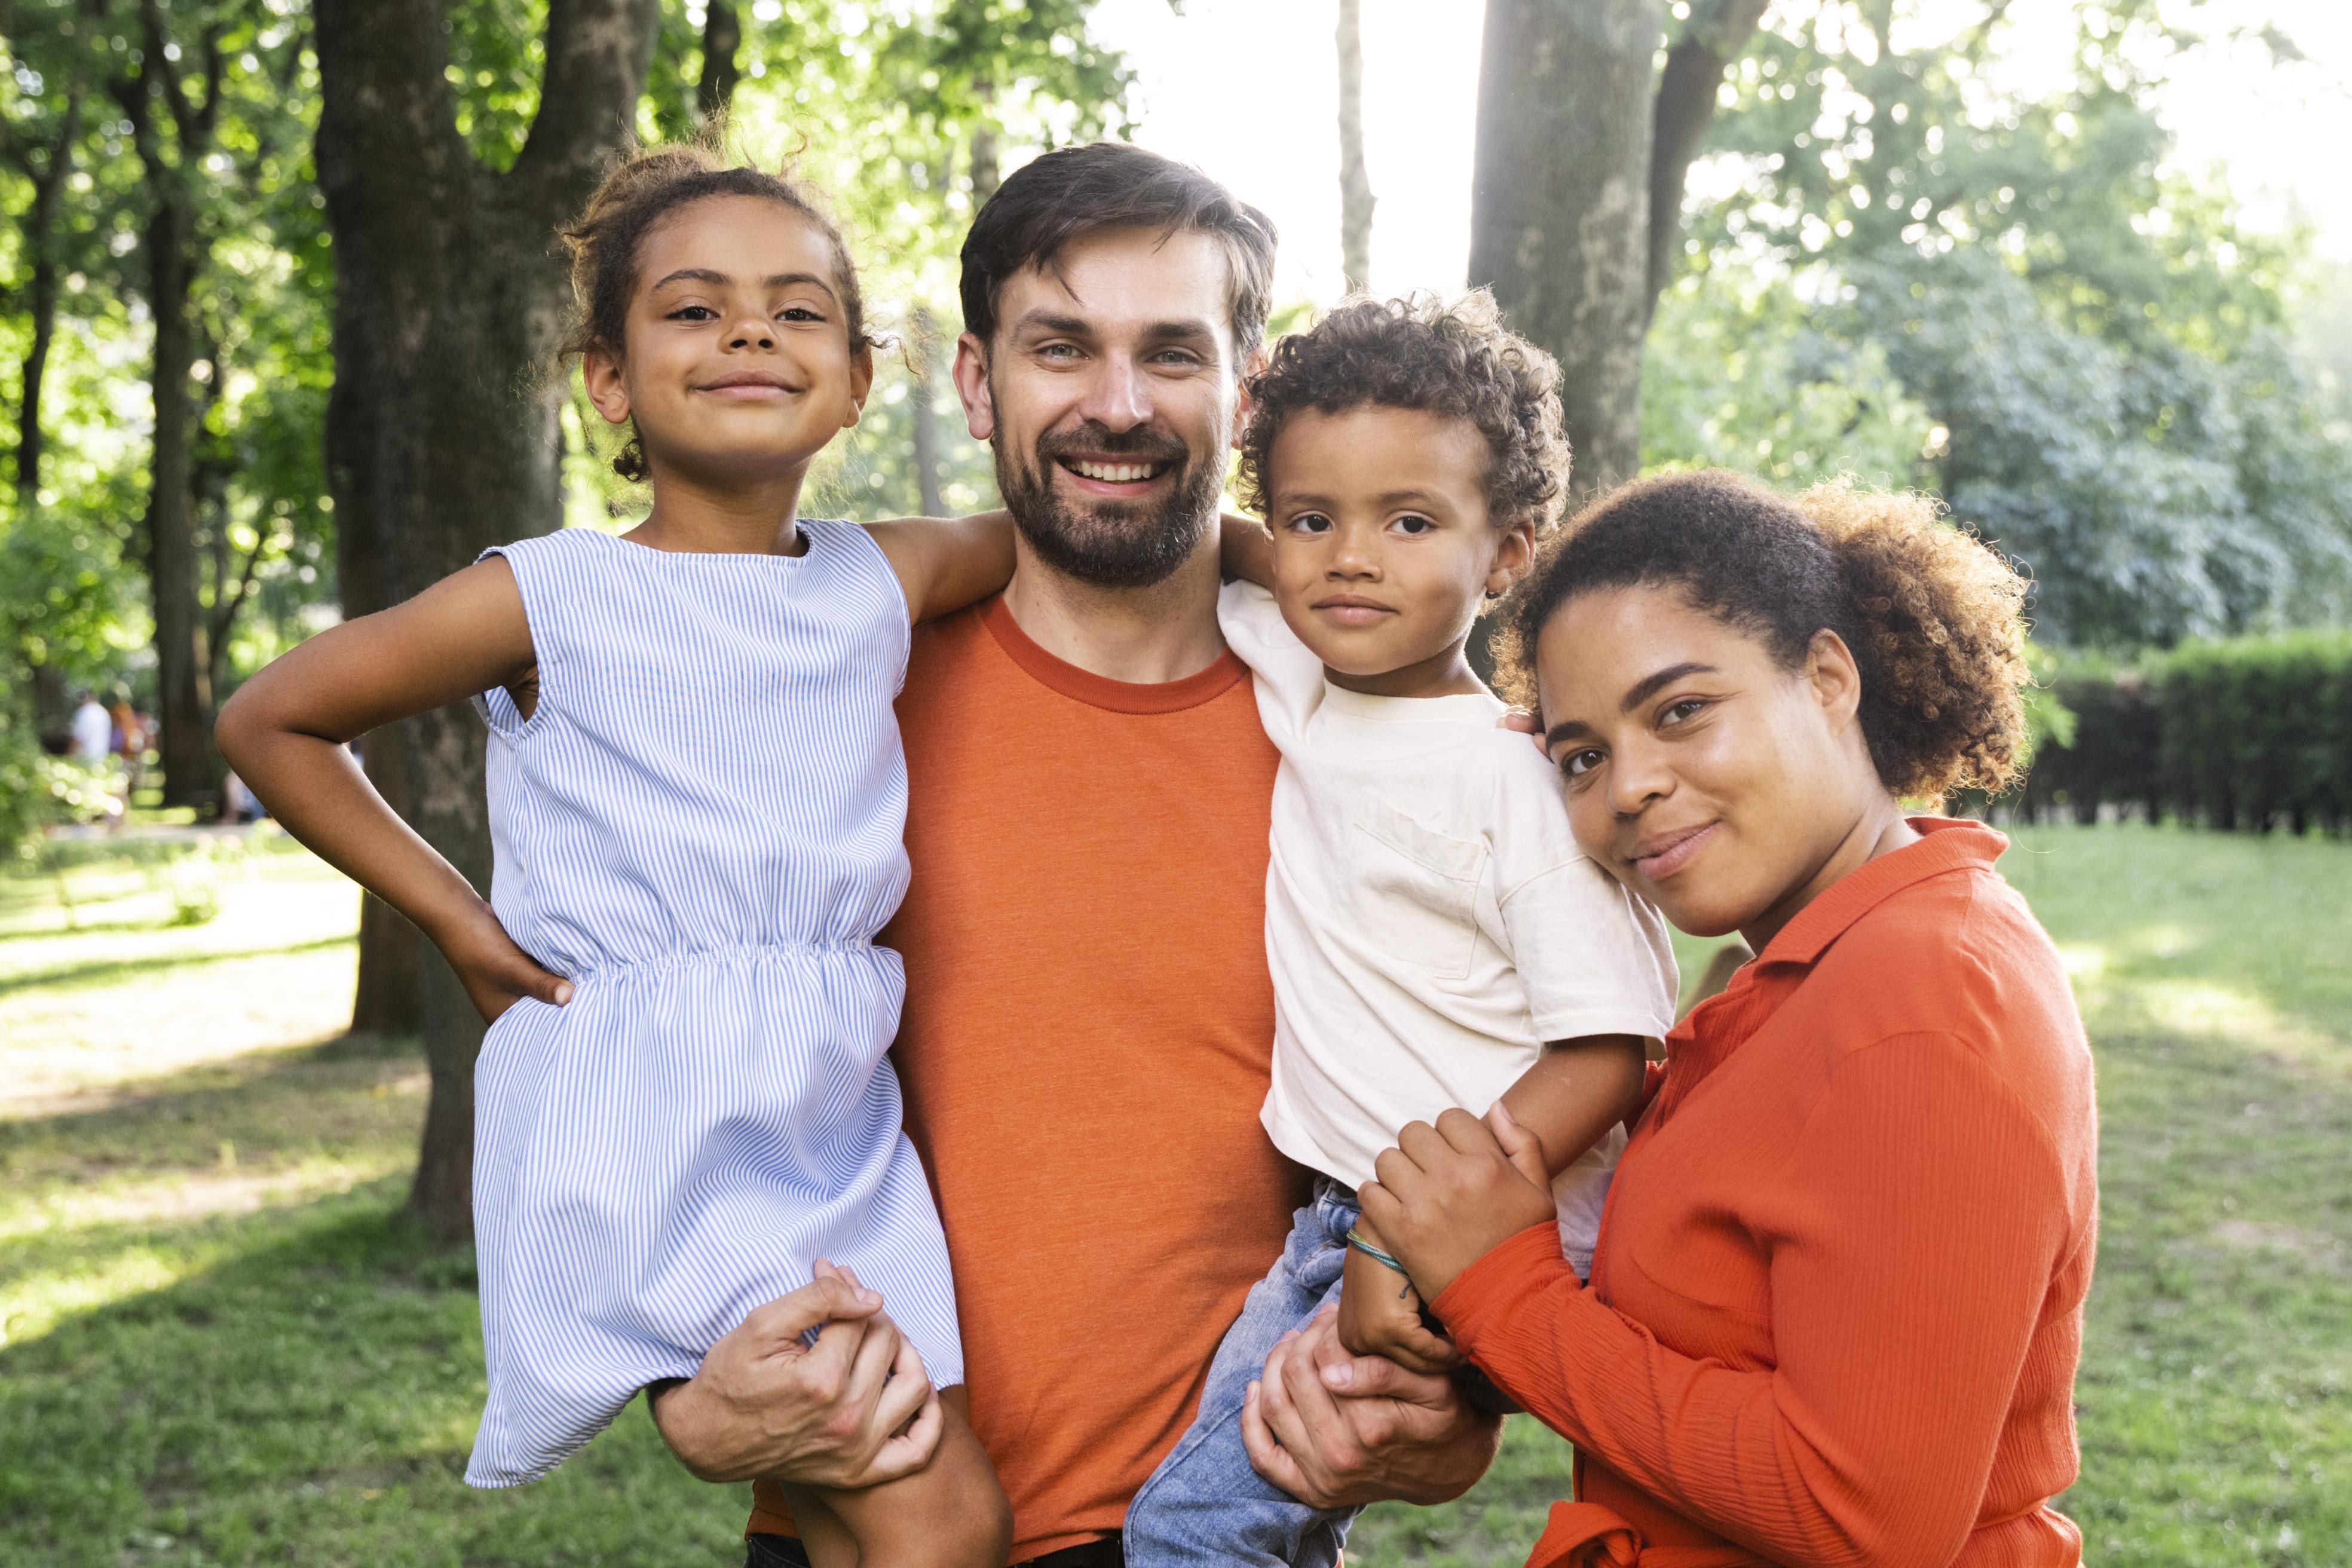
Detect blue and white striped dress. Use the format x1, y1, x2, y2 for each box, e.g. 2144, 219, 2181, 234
463, 522, 960, 1489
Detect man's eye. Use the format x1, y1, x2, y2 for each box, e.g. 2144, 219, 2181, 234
1037, 342, 1080, 361
1152, 350, 1202, 367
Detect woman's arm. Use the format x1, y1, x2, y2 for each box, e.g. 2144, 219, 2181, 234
1376, 1039, 2076, 1568
215, 557, 570, 1022
863, 514, 1016, 623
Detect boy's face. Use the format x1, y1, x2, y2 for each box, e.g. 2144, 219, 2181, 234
1264, 406, 1533, 697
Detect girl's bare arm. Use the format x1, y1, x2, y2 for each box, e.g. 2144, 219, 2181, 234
863, 514, 1017, 623
215, 557, 571, 1022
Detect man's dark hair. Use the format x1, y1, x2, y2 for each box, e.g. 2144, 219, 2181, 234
959, 141, 1278, 359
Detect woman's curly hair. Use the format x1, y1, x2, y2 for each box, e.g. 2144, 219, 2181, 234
1237, 290, 1569, 532
1490, 469, 2032, 801
559, 140, 871, 482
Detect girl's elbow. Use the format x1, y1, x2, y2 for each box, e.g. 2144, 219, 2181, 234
212, 686, 266, 768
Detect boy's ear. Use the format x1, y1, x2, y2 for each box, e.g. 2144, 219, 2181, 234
581, 345, 631, 427
1486, 516, 1538, 596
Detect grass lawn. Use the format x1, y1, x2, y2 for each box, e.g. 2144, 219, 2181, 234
3, 824, 2346, 1566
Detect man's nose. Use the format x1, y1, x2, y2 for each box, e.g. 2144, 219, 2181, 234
1074, 353, 1152, 431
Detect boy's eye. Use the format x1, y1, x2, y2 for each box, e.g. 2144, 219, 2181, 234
1392, 513, 1435, 535
1286, 512, 1334, 535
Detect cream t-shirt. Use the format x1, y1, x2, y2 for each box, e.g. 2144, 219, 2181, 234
1220, 582, 1679, 1266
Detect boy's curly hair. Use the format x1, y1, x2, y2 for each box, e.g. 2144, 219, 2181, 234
559, 140, 871, 482
1490, 470, 2032, 801
1237, 290, 1569, 532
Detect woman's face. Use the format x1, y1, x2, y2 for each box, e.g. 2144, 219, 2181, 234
1533, 584, 1875, 941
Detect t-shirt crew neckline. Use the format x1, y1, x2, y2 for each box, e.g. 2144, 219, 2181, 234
981, 592, 1250, 715
1315, 681, 1502, 724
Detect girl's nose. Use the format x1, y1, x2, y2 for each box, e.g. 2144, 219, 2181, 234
730, 320, 775, 350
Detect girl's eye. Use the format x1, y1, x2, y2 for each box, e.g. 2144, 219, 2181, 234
1660, 698, 1707, 727
669, 305, 718, 321
1560, 747, 1605, 780
779, 305, 825, 323
1392, 513, 1435, 535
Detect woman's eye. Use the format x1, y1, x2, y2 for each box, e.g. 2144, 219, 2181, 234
1392, 513, 1435, 535
1560, 748, 1604, 780
1660, 698, 1707, 727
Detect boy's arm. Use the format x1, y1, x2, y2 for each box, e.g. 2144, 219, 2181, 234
1494, 1034, 1649, 1178
863, 513, 1016, 622
215, 557, 570, 1022
1221, 512, 1273, 586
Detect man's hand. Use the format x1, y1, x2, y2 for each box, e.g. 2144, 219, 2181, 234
1335, 1224, 1460, 1375
647, 1262, 941, 1487
1238, 1303, 1500, 1509
1361, 1105, 1557, 1302
439, 901, 572, 1025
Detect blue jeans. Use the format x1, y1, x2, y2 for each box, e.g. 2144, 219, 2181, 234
1123, 1178, 1362, 1568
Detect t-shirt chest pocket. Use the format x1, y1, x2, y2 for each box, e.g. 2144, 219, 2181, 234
1343, 798, 1489, 981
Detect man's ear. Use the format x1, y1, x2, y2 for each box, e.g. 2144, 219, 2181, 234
581, 345, 630, 428
952, 331, 996, 442
842, 344, 875, 430
1806, 627, 1865, 731
1227, 344, 1267, 449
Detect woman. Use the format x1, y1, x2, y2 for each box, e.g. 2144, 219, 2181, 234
1358, 471, 2097, 1567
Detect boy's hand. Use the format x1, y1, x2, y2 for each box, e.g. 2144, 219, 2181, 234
440, 902, 573, 1024
1336, 1226, 1462, 1374
1361, 1105, 1557, 1301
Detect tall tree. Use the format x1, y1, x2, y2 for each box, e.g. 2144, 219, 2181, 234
1644, 0, 1766, 319
1335, 0, 1371, 295
1469, 0, 1664, 501
314, 0, 660, 1238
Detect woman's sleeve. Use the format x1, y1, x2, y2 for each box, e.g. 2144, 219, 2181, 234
1432, 1032, 2077, 1568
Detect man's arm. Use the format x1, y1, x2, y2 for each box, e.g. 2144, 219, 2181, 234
1238, 1302, 1502, 1508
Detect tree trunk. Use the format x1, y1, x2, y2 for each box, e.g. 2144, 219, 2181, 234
1646, 0, 1768, 319
314, 0, 659, 1239
1336, 0, 1373, 295
1469, 0, 1665, 503
909, 307, 944, 516
142, 194, 216, 806
697, 0, 741, 122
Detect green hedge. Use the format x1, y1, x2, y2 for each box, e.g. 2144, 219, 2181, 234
2020, 631, 2352, 834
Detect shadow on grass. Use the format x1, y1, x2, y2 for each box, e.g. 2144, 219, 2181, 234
0, 1190, 748, 1568
0, 931, 359, 999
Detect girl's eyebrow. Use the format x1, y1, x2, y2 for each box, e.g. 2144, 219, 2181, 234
649, 267, 837, 299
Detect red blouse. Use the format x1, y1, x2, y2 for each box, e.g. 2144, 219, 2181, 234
1432, 819, 2099, 1568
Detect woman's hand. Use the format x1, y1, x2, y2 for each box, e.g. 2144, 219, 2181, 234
648, 1261, 942, 1487
1359, 1104, 1557, 1302
1336, 1223, 1462, 1374
438, 901, 573, 1024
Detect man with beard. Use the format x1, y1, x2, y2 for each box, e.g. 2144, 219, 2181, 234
648, 142, 1502, 1567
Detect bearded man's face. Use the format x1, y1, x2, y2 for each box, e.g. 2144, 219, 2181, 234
959, 226, 1243, 589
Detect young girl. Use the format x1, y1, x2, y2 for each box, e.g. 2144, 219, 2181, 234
217, 148, 1012, 1567
1123, 294, 1680, 1567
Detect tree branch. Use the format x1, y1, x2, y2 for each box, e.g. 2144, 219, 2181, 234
509, 0, 663, 218
1645, 0, 1769, 320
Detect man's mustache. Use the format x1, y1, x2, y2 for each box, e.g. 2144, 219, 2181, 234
1034, 423, 1190, 468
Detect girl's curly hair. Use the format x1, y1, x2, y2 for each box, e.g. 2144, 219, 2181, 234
1237, 290, 1569, 532
1490, 469, 2033, 801
559, 141, 872, 482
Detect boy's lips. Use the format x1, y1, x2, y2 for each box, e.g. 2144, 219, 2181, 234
1310, 595, 1396, 627
1628, 820, 1719, 881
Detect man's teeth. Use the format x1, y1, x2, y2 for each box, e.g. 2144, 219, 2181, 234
1069, 460, 1159, 483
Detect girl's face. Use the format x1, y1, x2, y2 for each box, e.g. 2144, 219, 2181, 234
1532, 583, 1878, 942
583, 194, 871, 487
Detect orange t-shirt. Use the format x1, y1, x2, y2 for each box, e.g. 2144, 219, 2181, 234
748, 595, 1303, 1560
1432, 818, 2099, 1568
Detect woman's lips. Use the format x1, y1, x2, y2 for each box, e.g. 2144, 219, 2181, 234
1630, 820, 1719, 880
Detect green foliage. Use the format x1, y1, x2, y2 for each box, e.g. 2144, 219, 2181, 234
1655, 1, 2352, 646
2023, 632, 2352, 833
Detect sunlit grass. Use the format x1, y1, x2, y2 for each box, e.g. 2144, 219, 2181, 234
2, 825, 2346, 1565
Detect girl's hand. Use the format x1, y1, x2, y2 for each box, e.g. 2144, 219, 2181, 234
440, 902, 573, 1024
1359, 1105, 1557, 1302
1336, 1230, 1462, 1374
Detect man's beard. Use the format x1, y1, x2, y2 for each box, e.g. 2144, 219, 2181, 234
993, 420, 1224, 590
